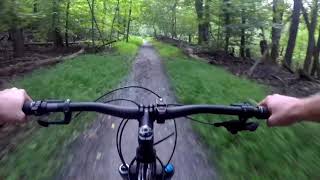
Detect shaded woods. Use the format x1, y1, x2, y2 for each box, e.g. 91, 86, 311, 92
2, 0, 320, 79
0, 0, 139, 60
144, 0, 320, 80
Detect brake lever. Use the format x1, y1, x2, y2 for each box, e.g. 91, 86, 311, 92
37, 99, 72, 127
214, 120, 259, 134
37, 111, 72, 127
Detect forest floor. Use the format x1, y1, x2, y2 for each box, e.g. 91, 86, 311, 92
0, 45, 82, 90
57, 41, 217, 180
158, 37, 320, 97
0, 45, 84, 163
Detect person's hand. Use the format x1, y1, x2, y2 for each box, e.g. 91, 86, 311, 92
259, 94, 304, 127
0, 88, 32, 124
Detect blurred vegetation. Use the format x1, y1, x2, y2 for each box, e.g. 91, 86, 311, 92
153, 40, 320, 180
0, 41, 140, 180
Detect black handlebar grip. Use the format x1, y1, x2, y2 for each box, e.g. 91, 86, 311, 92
22, 101, 33, 115
256, 106, 271, 119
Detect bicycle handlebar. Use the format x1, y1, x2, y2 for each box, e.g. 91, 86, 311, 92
158, 104, 269, 119
23, 100, 270, 120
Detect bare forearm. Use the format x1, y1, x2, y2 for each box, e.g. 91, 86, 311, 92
259, 94, 320, 127
298, 95, 320, 122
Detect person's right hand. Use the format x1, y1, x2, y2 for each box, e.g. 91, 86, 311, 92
259, 94, 304, 127
0, 88, 32, 124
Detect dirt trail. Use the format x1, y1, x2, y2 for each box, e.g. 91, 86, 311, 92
58, 42, 217, 180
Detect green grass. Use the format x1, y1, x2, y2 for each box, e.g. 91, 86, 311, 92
0, 41, 140, 180
152, 41, 320, 180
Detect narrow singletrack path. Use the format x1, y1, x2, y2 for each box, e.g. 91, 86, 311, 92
58, 42, 217, 180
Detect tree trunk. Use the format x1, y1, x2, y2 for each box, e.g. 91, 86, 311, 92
171, 0, 177, 38
152, 24, 157, 38
223, 0, 231, 52
10, 28, 24, 57
65, 0, 70, 47
311, 27, 320, 77
117, 2, 120, 40
109, 5, 118, 40
123, 6, 127, 41
303, 0, 318, 74
91, 0, 95, 47
270, 0, 284, 63
126, 0, 132, 42
103, 0, 108, 33
240, 9, 246, 58
51, 0, 64, 48
54, 29, 64, 48
283, 0, 302, 68
260, 40, 268, 55
195, 0, 204, 44
203, 0, 210, 43
33, 0, 38, 13
245, 48, 251, 59
86, 0, 105, 46
195, 0, 209, 45
9, 0, 24, 57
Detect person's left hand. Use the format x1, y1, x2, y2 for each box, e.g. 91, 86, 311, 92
0, 88, 32, 124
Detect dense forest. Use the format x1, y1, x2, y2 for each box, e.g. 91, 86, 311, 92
1, 0, 320, 78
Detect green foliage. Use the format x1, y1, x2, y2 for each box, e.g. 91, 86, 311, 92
0, 0, 318, 69
153, 41, 320, 180
151, 40, 184, 58
114, 36, 142, 56
0, 41, 140, 180
128, 35, 143, 47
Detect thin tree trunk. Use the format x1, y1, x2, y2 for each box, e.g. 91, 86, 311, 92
117, 2, 120, 40
240, 8, 246, 58
65, 0, 70, 47
123, 5, 127, 41
86, 0, 105, 46
283, 0, 302, 68
51, 0, 64, 48
302, 0, 318, 74
126, 0, 132, 42
32, 0, 39, 30
203, 0, 210, 43
91, 0, 95, 47
311, 27, 320, 77
10, 28, 24, 57
217, 16, 221, 41
33, 0, 38, 13
259, 27, 271, 60
223, 0, 231, 52
103, 0, 107, 33
171, 0, 177, 38
270, 0, 284, 63
109, 0, 120, 40
195, 0, 209, 45
195, 0, 204, 44
9, 0, 24, 57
